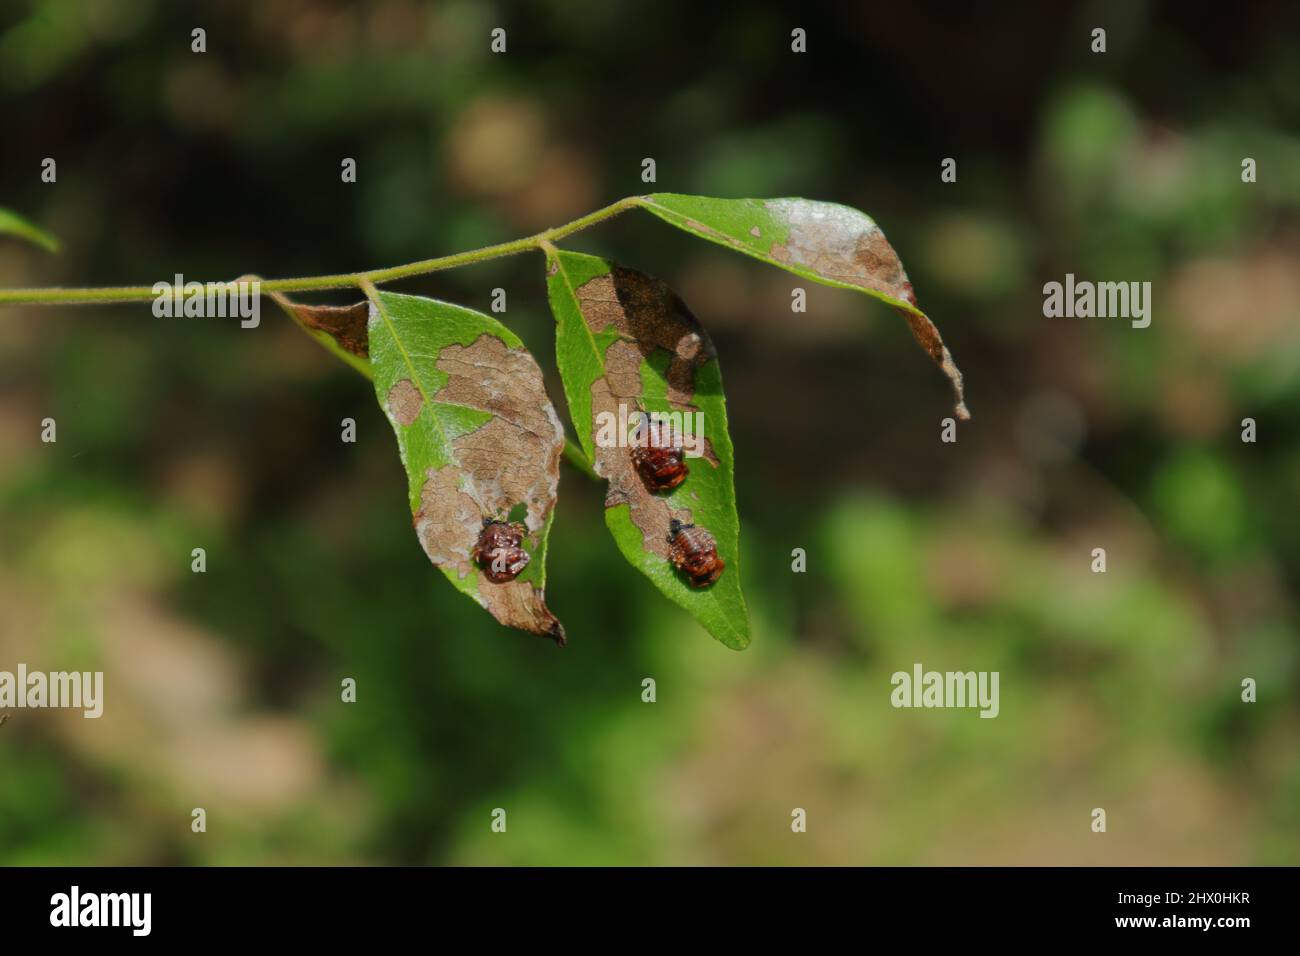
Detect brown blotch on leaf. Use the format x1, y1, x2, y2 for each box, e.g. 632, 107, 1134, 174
768, 210, 911, 306
387, 379, 424, 426
406, 333, 566, 644
414, 467, 482, 575
579, 266, 717, 402
573, 267, 721, 557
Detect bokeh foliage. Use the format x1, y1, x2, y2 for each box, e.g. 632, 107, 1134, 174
1, 0, 1298, 865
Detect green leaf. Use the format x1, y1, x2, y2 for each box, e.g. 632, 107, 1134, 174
639, 193, 969, 419
0, 206, 61, 253
367, 290, 566, 644
545, 249, 750, 650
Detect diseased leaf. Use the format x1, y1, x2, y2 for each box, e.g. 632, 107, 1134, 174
270, 290, 602, 493
546, 249, 749, 649
269, 292, 371, 378
638, 193, 969, 419
367, 290, 567, 644
0, 206, 60, 253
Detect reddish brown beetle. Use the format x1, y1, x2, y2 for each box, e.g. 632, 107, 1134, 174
667, 518, 725, 588
631, 413, 688, 492
472, 517, 530, 583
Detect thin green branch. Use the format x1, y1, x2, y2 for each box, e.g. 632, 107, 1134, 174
3, 201, 626, 485
0, 196, 647, 307
562, 438, 599, 480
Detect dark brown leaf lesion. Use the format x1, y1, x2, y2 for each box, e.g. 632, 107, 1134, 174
270, 293, 370, 358
292, 301, 370, 357
897, 307, 969, 421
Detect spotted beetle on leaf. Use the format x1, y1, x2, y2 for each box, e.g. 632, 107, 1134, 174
667, 518, 725, 588
3, 194, 971, 653
631, 412, 688, 492
472, 517, 530, 583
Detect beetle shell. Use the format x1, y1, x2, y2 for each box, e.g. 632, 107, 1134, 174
631, 445, 688, 491
631, 415, 689, 491
472, 519, 531, 583
667, 518, 725, 588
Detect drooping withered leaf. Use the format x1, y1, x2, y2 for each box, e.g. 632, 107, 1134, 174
638, 194, 969, 419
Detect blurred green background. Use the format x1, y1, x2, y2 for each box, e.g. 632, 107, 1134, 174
1, 0, 1299, 865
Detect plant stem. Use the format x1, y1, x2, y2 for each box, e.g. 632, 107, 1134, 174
561, 439, 599, 480
0, 196, 647, 306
